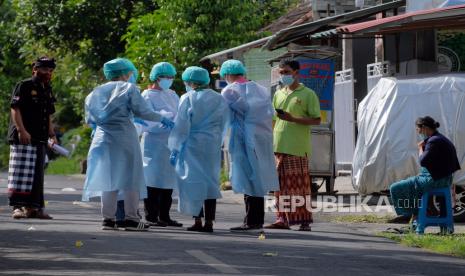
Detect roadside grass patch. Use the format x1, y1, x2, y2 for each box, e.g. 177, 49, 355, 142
380, 232, 465, 258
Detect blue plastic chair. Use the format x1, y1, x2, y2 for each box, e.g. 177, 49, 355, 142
416, 187, 454, 234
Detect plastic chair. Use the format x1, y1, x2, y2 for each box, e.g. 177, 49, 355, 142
416, 187, 454, 234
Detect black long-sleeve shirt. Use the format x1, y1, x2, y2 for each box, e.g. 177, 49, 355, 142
420, 132, 461, 180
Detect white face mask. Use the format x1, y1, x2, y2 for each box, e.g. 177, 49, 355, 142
158, 78, 173, 90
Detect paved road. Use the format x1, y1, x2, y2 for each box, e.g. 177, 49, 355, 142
0, 174, 464, 275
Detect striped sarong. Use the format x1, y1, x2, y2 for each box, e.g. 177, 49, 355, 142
275, 153, 312, 225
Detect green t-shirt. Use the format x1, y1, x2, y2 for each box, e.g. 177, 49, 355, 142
272, 84, 321, 157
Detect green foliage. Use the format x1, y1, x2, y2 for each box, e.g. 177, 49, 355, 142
46, 125, 92, 174
0, 0, 299, 171
13, 0, 158, 69
46, 157, 81, 175
124, 0, 297, 83
0, 1, 30, 168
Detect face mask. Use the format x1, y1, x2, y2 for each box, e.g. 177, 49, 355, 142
185, 85, 194, 92
159, 78, 173, 90
417, 133, 427, 141
280, 74, 294, 86
128, 74, 136, 84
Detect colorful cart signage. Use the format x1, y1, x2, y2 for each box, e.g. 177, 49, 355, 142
297, 59, 335, 111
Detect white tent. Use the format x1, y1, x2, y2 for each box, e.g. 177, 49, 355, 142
353, 74, 465, 195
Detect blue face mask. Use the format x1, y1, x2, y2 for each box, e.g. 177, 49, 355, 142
159, 78, 173, 90
417, 133, 428, 141
128, 74, 136, 84
185, 85, 194, 92
280, 74, 294, 86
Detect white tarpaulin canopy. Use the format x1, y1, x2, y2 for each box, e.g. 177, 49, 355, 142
353, 74, 465, 195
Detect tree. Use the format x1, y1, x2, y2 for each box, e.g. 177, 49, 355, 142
0, 1, 30, 168
13, 0, 158, 69
124, 0, 300, 84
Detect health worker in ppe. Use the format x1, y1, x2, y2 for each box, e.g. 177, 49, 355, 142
140, 62, 182, 227
168, 66, 228, 232
220, 60, 279, 231
83, 58, 174, 231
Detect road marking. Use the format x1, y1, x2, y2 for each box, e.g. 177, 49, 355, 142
186, 249, 240, 274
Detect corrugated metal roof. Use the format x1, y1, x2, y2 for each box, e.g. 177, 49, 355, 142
337, 3, 465, 34
261, 2, 313, 34
263, 0, 406, 50
199, 36, 271, 62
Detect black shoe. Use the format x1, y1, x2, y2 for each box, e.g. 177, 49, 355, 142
160, 219, 183, 227
187, 223, 204, 232
116, 220, 125, 229
147, 220, 167, 227
203, 223, 214, 233
102, 219, 116, 230
123, 220, 149, 231
230, 224, 263, 231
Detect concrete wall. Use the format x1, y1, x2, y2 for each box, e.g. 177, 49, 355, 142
312, 0, 382, 19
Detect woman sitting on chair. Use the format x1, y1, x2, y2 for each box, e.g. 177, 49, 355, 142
390, 116, 460, 223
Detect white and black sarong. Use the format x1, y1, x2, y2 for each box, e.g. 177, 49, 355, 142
8, 145, 37, 194
8, 144, 46, 208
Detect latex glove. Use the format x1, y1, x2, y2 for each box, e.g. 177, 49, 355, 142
161, 117, 175, 129
134, 118, 148, 127
169, 150, 179, 166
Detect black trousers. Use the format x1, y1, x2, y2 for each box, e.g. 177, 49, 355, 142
243, 194, 264, 226
144, 187, 173, 222
9, 144, 46, 209
194, 199, 217, 221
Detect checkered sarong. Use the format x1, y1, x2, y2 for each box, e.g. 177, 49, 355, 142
8, 145, 37, 194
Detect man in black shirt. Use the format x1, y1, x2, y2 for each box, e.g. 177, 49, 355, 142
7, 56, 57, 219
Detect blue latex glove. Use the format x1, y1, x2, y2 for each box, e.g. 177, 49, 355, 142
169, 150, 179, 166
161, 117, 175, 129
134, 118, 148, 126
89, 123, 97, 138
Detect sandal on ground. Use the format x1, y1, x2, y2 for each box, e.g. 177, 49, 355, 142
22, 207, 38, 218
264, 222, 290, 230
12, 208, 27, 219
382, 226, 413, 234
35, 210, 53, 220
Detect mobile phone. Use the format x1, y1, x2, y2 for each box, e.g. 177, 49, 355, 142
275, 109, 285, 114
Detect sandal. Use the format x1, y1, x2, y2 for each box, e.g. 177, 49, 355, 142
12, 208, 27, 219
35, 210, 53, 220
264, 222, 290, 230
22, 207, 38, 218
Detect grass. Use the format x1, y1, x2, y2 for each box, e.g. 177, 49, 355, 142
380, 232, 465, 258
46, 157, 80, 175
328, 214, 396, 223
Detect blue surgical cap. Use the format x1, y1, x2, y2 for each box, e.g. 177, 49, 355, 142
103, 58, 138, 81
149, 62, 177, 82
219, 59, 246, 78
182, 66, 210, 85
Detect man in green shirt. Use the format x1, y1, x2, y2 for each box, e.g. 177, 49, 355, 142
265, 59, 321, 231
